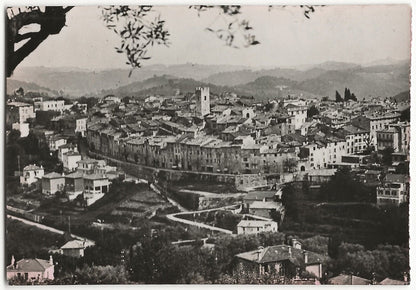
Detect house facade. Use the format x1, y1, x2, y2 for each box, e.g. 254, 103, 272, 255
63, 152, 82, 172
237, 220, 278, 235
42, 172, 65, 194
376, 174, 409, 205
235, 243, 324, 279
20, 164, 44, 186
7, 256, 54, 283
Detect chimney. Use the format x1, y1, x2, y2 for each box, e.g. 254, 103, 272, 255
303, 251, 308, 264
256, 246, 264, 261
49, 255, 53, 265
403, 272, 408, 282
288, 246, 292, 257
11, 255, 15, 268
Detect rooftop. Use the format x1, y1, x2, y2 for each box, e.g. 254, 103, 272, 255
237, 220, 277, 228
328, 274, 371, 285
43, 172, 63, 179
235, 245, 324, 266
23, 164, 43, 171
7, 258, 52, 272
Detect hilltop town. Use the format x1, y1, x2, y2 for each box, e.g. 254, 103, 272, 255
5, 82, 410, 285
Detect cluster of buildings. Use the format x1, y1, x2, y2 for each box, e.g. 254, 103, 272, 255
21, 156, 116, 206
83, 87, 409, 204
6, 95, 124, 207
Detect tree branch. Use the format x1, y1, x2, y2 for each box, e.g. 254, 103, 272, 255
15, 32, 38, 43
7, 6, 73, 77
8, 30, 49, 77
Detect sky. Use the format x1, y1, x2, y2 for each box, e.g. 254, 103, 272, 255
15, 4, 411, 70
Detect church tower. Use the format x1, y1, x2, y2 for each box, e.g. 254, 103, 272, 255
195, 87, 210, 117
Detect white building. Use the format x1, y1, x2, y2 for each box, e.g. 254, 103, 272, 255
339, 125, 370, 154
6, 102, 35, 125
63, 152, 82, 172
83, 174, 110, 194
303, 139, 348, 170
35, 99, 65, 112
58, 143, 78, 161
75, 117, 88, 136
12, 122, 30, 137
48, 135, 67, 151
351, 113, 400, 150
377, 174, 409, 206
20, 164, 44, 185
237, 220, 278, 235
286, 104, 307, 130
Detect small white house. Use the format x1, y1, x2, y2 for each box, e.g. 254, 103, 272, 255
20, 164, 44, 186
237, 220, 278, 235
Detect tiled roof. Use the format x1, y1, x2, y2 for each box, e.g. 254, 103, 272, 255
235, 245, 324, 266
23, 164, 42, 171
379, 278, 408, 285
61, 240, 86, 250
7, 258, 52, 272
385, 174, 409, 184
43, 172, 63, 179
65, 172, 84, 179
244, 191, 276, 201
237, 220, 277, 228
83, 174, 107, 180
328, 274, 371, 285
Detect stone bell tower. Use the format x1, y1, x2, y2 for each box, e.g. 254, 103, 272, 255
195, 87, 210, 117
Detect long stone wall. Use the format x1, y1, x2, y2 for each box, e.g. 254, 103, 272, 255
89, 151, 294, 191
89, 151, 237, 185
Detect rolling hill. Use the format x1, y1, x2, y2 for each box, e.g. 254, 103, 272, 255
7, 59, 410, 100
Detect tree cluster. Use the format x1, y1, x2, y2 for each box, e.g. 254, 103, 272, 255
319, 167, 375, 202
335, 88, 357, 102
330, 243, 409, 281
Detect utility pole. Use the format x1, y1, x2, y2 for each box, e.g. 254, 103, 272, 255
68, 216, 71, 235
17, 155, 21, 173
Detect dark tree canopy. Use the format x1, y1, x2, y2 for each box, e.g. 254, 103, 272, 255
335, 90, 343, 102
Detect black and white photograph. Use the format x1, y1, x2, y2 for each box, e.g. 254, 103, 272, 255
4, 2, 412, 286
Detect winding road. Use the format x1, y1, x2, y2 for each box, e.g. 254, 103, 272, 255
7, 214, 95, 246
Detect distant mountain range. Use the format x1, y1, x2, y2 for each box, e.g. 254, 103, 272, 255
7, 59, 410, 101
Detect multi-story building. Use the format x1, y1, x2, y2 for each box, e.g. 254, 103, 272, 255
376, 174, 409, 205
64, 171, 84, 199
383, 122, 410, 156
351, 113, 400, 150
63, 152, 82, 172
6, 102, 34, 136
376, 128, 399, 152
83, 174, 110, 194
301, 138, 347, 170
42, 172, 65, 194
51, 115, 88, 137
34, 99, 65, 112
6, 102, 35, 125
285, 104, 307, 130
337, 125, 370, 154
47, 135, 67, 151
58, 143, 78, 161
